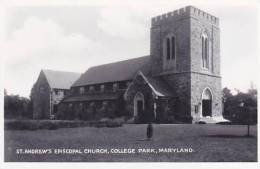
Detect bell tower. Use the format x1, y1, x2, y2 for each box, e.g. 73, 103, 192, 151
150, 6, 223, 122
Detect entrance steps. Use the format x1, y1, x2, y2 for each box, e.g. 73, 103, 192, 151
193, 116, 230, 124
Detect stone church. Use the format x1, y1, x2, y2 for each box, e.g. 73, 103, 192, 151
31, 69, 81, 119
36, 6, 227, 123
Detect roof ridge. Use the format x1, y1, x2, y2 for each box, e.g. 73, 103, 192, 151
72, 55, 151, 87
89, 55, 150, 69
42, 69, 81, 75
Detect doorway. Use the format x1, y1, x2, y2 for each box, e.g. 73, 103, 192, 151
201, 88, 212, 117
134, 92, 145, 123
137, 100, 144, 116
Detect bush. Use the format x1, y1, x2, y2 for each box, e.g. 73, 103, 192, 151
216, 121, 232, 125
5, 120, 38, 130
106, 118, 124, 128
91, 117, 124, 128
163, 116, 176, 124
47, 123, 59, 130
4, 120, 90, 130
196, 121, 206, 124
4, 118, 124, 130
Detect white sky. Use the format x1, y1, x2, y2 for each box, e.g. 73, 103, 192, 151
1, 0, 259, 97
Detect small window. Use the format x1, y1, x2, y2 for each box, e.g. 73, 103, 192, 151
85, 86, 89, 93
119, 81, 127, 89
195, 105, 199, 114
94, 85, 101, 92
113, 83, 118, 92
39, 86, 45, 93
89, 86, 94, 92
79, 87, 84, 95
101, 85, 105, 92
106, 83, 113, 91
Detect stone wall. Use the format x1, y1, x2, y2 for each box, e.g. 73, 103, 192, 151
189, 6, 222, 121
190, 14, 220, 75
190, 73, 222, 120
31, 71, 51, 119
161, 73, 191, 118
150, 12, 191, 75
124, 74, 155, 123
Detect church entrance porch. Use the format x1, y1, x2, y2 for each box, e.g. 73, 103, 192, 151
124, 71, 175, 124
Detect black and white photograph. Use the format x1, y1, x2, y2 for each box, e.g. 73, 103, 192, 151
0, 0, 259, 168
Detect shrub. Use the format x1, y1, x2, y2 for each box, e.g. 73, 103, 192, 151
106, 118, 124, 128
47, 123, 59, 130
5, 120, 38, 130
163, 116, 176, 124
196, 121, 206, 124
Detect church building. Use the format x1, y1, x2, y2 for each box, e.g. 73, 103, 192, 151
57, 6, 225, 123
31, 69, 81, 119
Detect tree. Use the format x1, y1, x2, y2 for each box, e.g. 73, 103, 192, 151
223, 87, 257, 125
4, 94, 33, 119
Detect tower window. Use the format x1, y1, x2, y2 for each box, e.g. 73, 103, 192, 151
165, 36, 176, 60
171, 36, 176, 59
166, 38, 171, 60
202, 33, 209, 69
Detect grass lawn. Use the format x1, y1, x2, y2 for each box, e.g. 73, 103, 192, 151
4, 124, 257, 162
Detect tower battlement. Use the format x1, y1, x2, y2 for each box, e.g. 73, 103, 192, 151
151, 6, 219, 27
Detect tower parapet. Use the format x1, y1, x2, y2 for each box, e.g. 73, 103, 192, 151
151, 6, 219, 27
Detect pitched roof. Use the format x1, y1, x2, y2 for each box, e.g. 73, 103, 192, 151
145, 75, 174, 97
131, 71, 174, 97
72, 56, 151, 87
42, 69, 81, 89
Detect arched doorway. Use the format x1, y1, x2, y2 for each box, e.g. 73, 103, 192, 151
134, 92, 144, 122
201, 88, 212, 117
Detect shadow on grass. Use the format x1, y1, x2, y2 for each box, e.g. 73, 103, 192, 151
201, 135, 256, 138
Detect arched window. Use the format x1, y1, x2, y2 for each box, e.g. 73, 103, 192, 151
202, 33, 209, 69
165, 35, 176, 60
171, 36, 176, 59
166, 38, 171, 60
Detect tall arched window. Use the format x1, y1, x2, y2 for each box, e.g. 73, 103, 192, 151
202, 33, 209, 69
165, 35, 176, 61
171, 36, 176, 59
166, 38, 171, 60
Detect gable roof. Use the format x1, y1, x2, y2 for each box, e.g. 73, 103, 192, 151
42, 69, 81, 89
144, 75, 174, 97
72, 56, 151, 87
125, 71, 174, 97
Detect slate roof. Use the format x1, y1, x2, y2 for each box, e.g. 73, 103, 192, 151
72, 56, 151, 87
145, 75, 174, 97
42, 69, 81, 89
127, 71, 174, 97
63, 93, 121, 102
